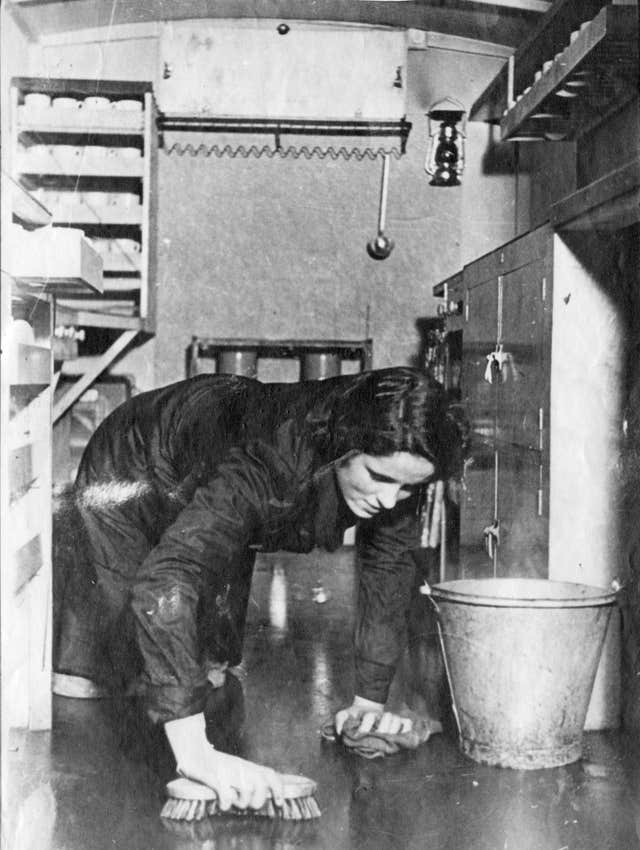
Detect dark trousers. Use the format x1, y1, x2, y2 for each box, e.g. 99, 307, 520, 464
53, 491, 256, 721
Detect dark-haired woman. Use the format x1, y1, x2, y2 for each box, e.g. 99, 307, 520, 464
53, 367, 458, 811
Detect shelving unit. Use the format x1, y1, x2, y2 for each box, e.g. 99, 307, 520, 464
501, 5, 638, 142
470, 2, 638, 142
2, 78, 158, 731
11, 77, 157, 337
10, 77, 158, 424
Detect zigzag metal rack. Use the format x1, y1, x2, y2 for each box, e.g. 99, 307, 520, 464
157, 114, 412, 157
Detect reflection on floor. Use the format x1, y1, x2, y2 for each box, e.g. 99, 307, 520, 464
6, 550, 640, 850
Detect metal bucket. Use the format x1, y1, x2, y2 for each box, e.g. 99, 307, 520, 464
429, 578, 617, 769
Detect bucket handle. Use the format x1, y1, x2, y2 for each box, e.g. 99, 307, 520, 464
419, 581, 463, 744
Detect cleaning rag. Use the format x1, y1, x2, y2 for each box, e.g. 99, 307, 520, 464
322, 710, 443, 759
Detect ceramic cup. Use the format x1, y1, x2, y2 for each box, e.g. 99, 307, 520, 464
28, 144, 49, 159
82, 191, 108, 207
51, 145, 79, 169
24, 92, 51, 109
113, 99, 143, 112
83, 96, 110, 110
52, 96, 80, 109
113, 238, 141, 254
109, 192, 139, 209
88, 145, 108, 162
120, 147, 141, 159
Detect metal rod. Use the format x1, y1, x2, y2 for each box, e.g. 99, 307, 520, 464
378, 153, 391, 234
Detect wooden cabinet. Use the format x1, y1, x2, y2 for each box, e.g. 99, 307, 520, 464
438, 224, 624, 589
447, 226, 553, 577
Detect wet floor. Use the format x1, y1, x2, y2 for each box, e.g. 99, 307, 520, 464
6, 550, 640, 850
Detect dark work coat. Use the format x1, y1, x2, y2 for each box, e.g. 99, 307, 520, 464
55, 373, 423, 722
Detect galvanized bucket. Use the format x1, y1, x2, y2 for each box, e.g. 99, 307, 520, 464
428, 578, 617, 770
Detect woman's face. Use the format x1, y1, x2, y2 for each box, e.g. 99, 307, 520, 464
336, 452, 435, 519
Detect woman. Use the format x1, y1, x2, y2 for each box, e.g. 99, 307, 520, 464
53, 366, 459, 811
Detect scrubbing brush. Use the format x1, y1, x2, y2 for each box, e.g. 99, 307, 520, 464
161, 774, 321, 822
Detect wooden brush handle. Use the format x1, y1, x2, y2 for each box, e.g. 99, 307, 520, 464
167, 773, 317, 802
280, 774, 317, 799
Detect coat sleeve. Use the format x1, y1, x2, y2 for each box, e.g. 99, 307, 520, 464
354, 497, 421, 704
130, 445, 279, 722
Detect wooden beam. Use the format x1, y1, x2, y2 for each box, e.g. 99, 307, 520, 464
52, 329, 137, 423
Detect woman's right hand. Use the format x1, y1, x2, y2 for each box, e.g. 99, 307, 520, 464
165, 713, 285, 810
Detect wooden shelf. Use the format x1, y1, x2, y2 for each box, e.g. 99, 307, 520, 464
10, 226, 104, 295
12, 77, 152, 98
192, 337, 373, 356
18, 106, 144, 136
501, 5, 638, 142
49, 202, 142, 226
54, 305, 143, 330
550, 158, 640, 230
3, 172, 52, 227
470, 0, 634, 125
433, 269, 464, 299
17, 150, 144, 178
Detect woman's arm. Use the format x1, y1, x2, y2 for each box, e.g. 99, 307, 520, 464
130, 444, 279, 722
353, 496, 421, 705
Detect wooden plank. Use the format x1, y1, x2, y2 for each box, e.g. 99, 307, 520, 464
17, 148, 144, 178
12, 76, 152, 97
48, 202, 142, 226
2, 171, 52, 227
550, 159, 640, 230
194, 337, 373, 354
54, 307, 142, 329
52, 329, 138, 422
139, 90, 155, 326
18, 109, 144, 136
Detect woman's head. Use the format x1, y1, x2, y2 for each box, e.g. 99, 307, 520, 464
329, 367, 460, 475
335, 450, 434, 518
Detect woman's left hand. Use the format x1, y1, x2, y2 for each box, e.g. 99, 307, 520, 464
334, 696, 414, 737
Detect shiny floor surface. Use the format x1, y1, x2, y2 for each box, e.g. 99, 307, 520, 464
6, 550, 640, 850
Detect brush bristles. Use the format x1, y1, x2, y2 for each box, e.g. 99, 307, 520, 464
161, 794, 321, 822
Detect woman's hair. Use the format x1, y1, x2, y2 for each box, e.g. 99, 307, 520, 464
328, 367, 465, 477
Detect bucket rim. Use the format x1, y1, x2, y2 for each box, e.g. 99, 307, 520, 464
430, 577, 617, 609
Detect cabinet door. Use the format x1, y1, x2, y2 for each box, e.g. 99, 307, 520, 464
458, 226, 552, 578
495, 243, 551, 577
459, 276, 499, 564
